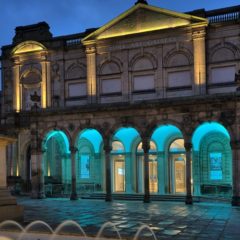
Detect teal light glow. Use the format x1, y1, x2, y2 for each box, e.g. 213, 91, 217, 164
79, 129, 103, 153
114, 127, 140, 152
192, 122, 230, 151
44, 130, 70, 153
151, 125, 182, 151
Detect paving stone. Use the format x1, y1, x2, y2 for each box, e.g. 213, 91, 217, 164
3, 196, 238, 240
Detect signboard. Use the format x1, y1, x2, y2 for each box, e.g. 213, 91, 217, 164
210, 152, 222, 180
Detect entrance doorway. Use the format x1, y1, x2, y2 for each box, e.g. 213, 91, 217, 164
113, 157, 125, 192
169, 139, 186, 194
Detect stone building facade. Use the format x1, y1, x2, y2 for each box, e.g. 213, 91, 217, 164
1, 1, 240, 205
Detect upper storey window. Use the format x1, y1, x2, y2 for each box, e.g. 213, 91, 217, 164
65, 64, 87, 99
209, 43, 238, 86
165, 50, 193, 91
132, 56, 156, 93
99, 60, 122, 96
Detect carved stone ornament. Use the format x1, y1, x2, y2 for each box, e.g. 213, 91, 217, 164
68, 123, 75, 132
219, 110, 236, 126
182, 114, 194, 135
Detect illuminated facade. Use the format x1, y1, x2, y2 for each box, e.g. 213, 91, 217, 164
1, 1, 240, 206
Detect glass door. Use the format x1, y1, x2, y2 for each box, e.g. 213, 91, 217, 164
173, 154, 186, 194
114, 158, 125, 192
149, 155, 158, 193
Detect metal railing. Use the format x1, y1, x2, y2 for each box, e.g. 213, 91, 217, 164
207, 6, 240, 23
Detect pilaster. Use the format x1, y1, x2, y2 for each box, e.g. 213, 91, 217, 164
12, 56, 21, 112
192, 27, 207, 95
86, 45, 97, 104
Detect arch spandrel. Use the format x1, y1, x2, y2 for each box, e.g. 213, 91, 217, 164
12, 41, 47, 55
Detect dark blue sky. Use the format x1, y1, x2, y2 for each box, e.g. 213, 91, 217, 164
1, 0, 240, 48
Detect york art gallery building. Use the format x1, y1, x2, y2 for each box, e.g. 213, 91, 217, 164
1, 0, 240, 206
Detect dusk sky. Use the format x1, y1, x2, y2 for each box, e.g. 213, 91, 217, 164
1, 0, 240, 49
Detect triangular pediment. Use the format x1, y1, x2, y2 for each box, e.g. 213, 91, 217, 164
82, 3, 208, 43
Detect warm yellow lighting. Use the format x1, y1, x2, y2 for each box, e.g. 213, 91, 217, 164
41, 62, 47, 108
47, 164, 51, 177
12, 41, 46, 55
82, 3, 208, 43
16, 164, 19, 177
193, 29, 206, 94
86, 47, 97, 98
96, 20, 190, 40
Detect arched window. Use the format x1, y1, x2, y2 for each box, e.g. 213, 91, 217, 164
132, 56, 155, 94
99, 61, 122, 96
165, 50, 192, 92
65, 64, 87, 101
208, 43, 238, 90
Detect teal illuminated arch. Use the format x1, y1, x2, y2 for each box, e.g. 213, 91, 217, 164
113, 127, 140, 152
192, 121, 230, 151
43, 130, 70, 153
77, 129, 103, 154
151, 124, 183, 151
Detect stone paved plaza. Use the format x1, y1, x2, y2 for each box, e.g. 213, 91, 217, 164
3, 197, 237, 239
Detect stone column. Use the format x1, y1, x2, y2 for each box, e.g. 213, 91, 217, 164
86, 45, 97, 104
185, 142, 193, 204
104, 143, 112, 202
0, 137, 23, 222
142, 138, 150, 203
31, 148, 45, 199
158, 152, 165, 194
231, 141, 240, 206
12, 57, 21, 112
70, 146, 78, 200
192, 28, 207, 95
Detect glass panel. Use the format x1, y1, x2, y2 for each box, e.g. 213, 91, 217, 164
112, 141, 124, 152
68, 82, 87, 97
114, 159, 125, 192
133, 75, 154, 91
80, 155, 90, 179
173, 154, 186, 193
137, 141, 156, 152
149, 155, 158, 193
170, 139, 185, 152
101, 78, 121, 94
210, 152, 223, 180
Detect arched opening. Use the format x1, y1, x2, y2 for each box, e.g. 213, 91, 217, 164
112, 127, 140, 193
151, 124, 184, 195
75, 129, 104, 194
192, 122, 232, 197
136, 141, 157, 193
42, 130, 70, 196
